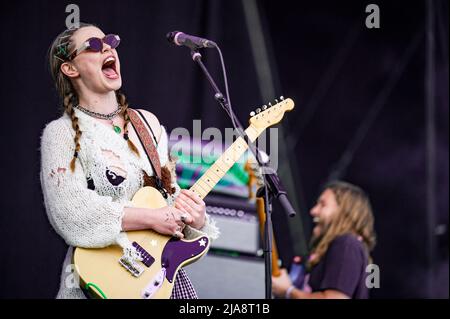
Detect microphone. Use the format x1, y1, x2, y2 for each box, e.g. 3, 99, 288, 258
166, 31, 216, 50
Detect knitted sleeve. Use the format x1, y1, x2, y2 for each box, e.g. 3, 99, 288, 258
184, 215, 221, 242
40, 119, 129, 248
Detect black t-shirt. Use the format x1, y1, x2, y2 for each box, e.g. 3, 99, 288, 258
308, 234, 369, 299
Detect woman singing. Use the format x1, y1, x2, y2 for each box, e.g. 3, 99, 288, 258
41, 23, 219, 299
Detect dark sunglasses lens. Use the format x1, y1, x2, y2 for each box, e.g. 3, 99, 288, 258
104, 35, 120, 49
87, 38, 103, 51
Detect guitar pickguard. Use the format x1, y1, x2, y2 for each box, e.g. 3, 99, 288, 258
162, 236, 209, 283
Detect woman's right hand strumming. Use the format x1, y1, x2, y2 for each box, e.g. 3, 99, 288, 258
122, 206, 194, 239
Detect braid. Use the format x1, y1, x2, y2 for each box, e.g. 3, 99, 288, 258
64, 92, 82, 172
116, 91, 140, 156
48, 24, 95, 173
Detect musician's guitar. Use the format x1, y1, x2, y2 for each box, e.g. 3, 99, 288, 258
73, 97, 295, 299
248, 158, 305, 287
246, 160, 282, 277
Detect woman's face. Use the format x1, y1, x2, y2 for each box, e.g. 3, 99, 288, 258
310, 189, 339, 234
63, 26, 122, 94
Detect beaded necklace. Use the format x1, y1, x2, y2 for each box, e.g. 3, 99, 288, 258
75, 104, 123, 134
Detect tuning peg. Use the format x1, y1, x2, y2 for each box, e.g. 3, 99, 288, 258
268, 102, 272, 107
275, 99, 279, 104
262, 105, 268, 110
256, 108, 261, 114
280, 96, 284, 100
250, 111, 256, 117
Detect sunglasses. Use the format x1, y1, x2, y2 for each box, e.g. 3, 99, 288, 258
68, 34, 120, 61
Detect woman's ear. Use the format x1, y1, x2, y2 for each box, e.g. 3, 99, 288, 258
60, 62, 79, 78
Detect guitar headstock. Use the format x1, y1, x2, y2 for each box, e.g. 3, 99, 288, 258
249, 96, 295, 130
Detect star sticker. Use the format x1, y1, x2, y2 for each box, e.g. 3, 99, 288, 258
151, 240, 157, 247
199, 238, 207, 247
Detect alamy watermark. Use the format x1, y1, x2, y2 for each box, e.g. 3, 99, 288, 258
64, 263, 80, 289
168, 121, 280, 174
365, 4, 380, 29
65, 4, 80, 29
366, 263, 381, 289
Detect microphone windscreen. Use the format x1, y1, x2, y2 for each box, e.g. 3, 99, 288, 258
166, 31, 179, 43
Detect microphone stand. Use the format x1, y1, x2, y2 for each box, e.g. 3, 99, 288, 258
189, 49, 296, 299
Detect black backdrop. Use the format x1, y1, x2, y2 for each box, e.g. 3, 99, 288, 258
0, 0, 448, 298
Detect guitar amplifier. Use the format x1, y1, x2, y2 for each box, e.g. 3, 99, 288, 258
186, 194, 265, 298
185, 253, 265, 298
204, 194, 261, 255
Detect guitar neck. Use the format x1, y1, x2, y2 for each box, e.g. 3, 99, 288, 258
189, 125, 260, 199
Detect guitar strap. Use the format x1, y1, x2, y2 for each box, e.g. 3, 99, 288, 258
128, 108, 168, 198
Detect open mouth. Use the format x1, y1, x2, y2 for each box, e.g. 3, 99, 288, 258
102, 56, 119, 79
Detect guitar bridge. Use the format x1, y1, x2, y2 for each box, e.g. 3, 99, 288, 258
119, 241, 155, 277
119, 255, 144, 277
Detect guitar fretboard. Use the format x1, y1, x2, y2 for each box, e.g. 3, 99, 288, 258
190, 126, 260, 199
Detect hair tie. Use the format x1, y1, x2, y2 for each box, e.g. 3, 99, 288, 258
74, 151, 78, 158
123, 133, 129, 140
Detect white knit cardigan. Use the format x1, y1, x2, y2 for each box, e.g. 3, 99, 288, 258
40, 108, 220, 299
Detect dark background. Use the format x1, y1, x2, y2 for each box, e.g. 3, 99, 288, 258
0, 0, 448, 298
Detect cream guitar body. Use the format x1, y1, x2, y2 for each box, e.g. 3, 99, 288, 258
73, 98, 295, 299
74, 186, 210, 299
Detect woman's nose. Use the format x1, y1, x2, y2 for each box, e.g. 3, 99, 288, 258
102, 42, 112, 52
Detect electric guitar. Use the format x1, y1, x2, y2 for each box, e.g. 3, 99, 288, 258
247, 157, 306, 287
73, 97, 295, 299
246, 160, 282, 276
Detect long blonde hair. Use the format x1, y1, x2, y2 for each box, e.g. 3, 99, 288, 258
48, 23, 139, 172
309, 181, 376, 267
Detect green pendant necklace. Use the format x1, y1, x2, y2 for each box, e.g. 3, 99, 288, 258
111, 120, 122, 134
75, 104, 123, 134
